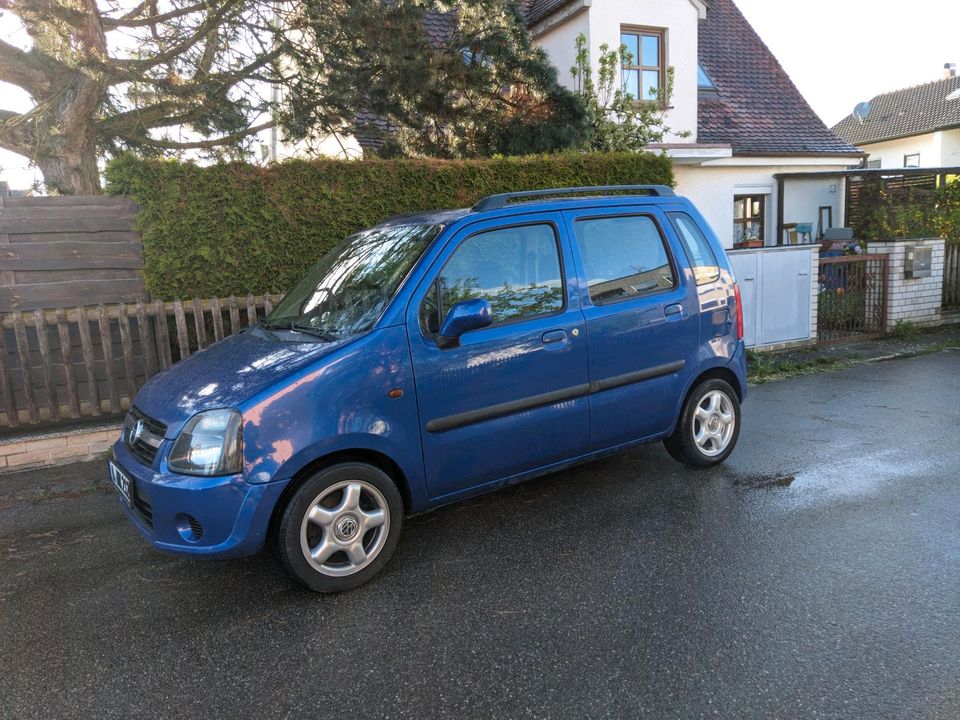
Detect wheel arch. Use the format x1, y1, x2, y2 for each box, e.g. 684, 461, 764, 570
267, 448, 412, 546
670, 365, 743, 434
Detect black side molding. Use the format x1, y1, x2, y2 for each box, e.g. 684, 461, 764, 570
588, 360, 685, 394
426, 359, 685, 433
425, 384, 590, 433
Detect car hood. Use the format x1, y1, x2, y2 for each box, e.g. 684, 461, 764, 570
132, 329, 347, 436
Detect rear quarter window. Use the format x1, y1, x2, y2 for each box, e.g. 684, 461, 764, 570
668, 212, 721, 285
573, 215, 676, 304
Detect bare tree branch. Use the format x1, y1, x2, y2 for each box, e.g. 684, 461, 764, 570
117, 120, 274, 150
101, 0, 213, 29
109, 0, 246, 74
0, 39, 57, 93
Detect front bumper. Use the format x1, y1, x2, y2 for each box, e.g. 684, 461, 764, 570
111, 439, 289, 559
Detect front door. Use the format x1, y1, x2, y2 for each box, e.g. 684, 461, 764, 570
407, 214, 589, 500
563, 208, 699, 451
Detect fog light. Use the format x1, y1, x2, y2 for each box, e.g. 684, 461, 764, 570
175, 513, 204, 543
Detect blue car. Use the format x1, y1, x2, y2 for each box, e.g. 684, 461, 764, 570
109, 185, 747, 592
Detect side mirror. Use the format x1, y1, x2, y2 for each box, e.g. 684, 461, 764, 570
436, 298, 493, 348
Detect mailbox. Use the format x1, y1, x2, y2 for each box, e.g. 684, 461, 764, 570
904, 245, 932, 278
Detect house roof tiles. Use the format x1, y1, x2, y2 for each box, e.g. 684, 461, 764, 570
696, 0, 860, 155
831, 75, 960, 146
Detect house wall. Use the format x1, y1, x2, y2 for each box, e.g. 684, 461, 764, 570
534, 0, 701, 142
939, 128, 960, 166
534, 9, 590, 92
673, 163, 846, 249
861, 132, 943, 169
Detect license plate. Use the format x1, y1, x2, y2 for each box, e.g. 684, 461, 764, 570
109, 460, 132, 507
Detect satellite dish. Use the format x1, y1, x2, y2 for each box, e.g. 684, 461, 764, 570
853, 101, 872, 123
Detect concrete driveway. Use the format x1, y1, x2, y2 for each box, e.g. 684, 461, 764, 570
1, 350, 959, 719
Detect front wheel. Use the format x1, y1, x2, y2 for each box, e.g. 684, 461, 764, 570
277, 462, 403, 593
664, 378, 741, 467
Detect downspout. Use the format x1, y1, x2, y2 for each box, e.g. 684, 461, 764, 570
776, 175, 785, 246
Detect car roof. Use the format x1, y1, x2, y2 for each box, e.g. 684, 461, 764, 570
374, 187, 687, 231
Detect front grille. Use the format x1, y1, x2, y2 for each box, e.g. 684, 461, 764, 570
124, 407, 167, 468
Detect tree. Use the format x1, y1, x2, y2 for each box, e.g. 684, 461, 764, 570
570, 33, 686, 152
0, 0, 587, 194
280, 0, 587, 158
0, 0, 285, 193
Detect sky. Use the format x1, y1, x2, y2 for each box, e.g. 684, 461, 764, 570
1, 0, 959, 190
734, 0, 960, 126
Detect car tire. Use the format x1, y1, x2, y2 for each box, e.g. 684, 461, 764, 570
664, 378, 741, 468
277, 462, 403, 593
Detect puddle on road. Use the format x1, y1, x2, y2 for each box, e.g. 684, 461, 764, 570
733, 449, 937, 504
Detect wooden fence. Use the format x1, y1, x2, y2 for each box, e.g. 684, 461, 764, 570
0, 294, 281, 429
944, 243, 960, 308
0, 195, 146, 311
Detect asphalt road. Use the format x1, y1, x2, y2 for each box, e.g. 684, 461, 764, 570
2, 351, 959, 720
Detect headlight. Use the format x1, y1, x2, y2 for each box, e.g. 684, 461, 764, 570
168, 409, 243, 476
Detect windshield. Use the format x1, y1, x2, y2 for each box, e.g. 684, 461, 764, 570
265, 223, 441, 339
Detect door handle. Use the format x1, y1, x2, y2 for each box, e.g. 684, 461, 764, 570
664, 303, 683, 320
541, 329, 567, 344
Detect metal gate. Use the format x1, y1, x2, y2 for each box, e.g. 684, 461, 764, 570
817, 254, 888, 343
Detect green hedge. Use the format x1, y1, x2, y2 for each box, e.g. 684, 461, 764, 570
105, 152, 673, 300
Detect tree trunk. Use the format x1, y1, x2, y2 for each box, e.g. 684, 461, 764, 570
35, 125, 103, 195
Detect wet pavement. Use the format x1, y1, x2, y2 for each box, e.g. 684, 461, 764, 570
1, 350, 959, 719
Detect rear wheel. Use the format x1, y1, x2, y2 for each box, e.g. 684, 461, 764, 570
664, 378, 740, 467
277, 462, 403, 593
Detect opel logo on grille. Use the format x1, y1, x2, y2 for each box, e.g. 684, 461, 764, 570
132, 419, 146, 442
335, 515, 359, 541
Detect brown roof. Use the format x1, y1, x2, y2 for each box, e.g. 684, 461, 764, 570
696, 0, 860, 155
831, 75, 960, 146
523, 0, 577, 26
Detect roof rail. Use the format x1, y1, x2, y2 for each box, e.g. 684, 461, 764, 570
471, 185, 676, 212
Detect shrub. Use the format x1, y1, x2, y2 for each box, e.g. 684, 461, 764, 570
105, 152, 673, 300
853, 175, 960, 243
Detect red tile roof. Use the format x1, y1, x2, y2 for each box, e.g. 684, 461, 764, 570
696, 0, 860, 155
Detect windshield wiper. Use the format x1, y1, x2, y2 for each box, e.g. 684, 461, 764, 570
263, 321, 339, 342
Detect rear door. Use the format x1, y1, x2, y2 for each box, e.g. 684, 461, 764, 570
406, 213, 590, 500
563, 207, 699, 451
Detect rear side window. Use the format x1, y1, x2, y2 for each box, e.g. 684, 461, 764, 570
668, 212, 720, 285
420, 223, 564, 333
572, 215, 676, 303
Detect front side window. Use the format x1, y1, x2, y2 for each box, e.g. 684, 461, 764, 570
620, 27, 665, 103
734, 194, 765, 245
420, 224, 564, 334
668, 212, 720, 285
267, 223, 440, 339
573, 215, 676, 303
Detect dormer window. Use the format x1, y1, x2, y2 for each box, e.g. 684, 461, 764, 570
697, 64, 717, 91
620, 27, 666, 102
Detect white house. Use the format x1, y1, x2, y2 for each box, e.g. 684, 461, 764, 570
524, 0, 863, 249
832, 64, 960, 170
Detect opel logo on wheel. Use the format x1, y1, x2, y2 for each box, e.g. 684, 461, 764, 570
336, 515, 359, 540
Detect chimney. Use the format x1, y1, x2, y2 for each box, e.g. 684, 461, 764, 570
946, 62, 957, 79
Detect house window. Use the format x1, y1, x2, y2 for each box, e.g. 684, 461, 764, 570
697, 64, 717, 92
734, 195, 765, 245
620, 28, 665, 103
867, 158, 881, 169
904, 153, 920, 168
